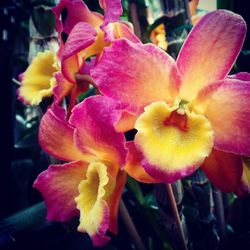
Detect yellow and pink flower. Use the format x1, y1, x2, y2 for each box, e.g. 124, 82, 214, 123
33, 96, 127, 246
91, 10, 250, 192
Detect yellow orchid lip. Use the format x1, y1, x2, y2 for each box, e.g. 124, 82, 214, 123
134, 101, 214, 182
18, 51, 59, 105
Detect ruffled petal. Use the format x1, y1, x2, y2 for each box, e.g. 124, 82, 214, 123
135, 101, 214, 183
193, 78, 250, 156
69, 95, 127, 172
39, 106, 92, 162
18, 51, 58, 105
53, 0, 103, 35
201, 149, 243, 192
33, 161, 88, 221
125, 142, 161, 183
75, 162, 115, 246
91, 39, 180, 114
177, 10, 246, 101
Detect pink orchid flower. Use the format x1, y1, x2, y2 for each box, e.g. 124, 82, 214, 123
91, 10, 250, 193
53, 0, 140, 109
33, 96, 127, 246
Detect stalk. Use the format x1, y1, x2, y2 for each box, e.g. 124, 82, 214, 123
119, 199, 146, 250
165, 183, 188, 250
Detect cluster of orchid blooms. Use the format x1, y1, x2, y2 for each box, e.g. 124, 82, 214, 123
18, 0, 250, 247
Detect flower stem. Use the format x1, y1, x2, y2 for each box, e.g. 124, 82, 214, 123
165, 183, 188, 250
119, 199, 146, 250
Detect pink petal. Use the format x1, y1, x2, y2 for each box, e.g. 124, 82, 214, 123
39, 105, 84, 162
102, 22, 141, 43
201, 149, 243, 192
91, 39, 180, 114
107, 170, 127, 234
195, 78, 250, 156
53, 72, 73, 104
177, 10, 246, 101
227, 72, 250, 81
53, 0, 103, 35
33, 161, 88, 221
125, 142, 161, 183
99, 0, 122, 25
69, 95, 127, 171
62, 22, 97, 82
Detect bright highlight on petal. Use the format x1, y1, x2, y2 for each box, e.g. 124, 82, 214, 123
177, 10, 246, 101
75, 162, 114, 246
19, 51, 59, 105
135, 101, 214, 182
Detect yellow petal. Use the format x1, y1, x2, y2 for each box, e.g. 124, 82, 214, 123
19, 51, 59, 105
75, 162, 115, 237
134, 101, 214, 182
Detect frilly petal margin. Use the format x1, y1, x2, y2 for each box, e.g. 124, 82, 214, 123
39, 105, 87, 162
135, 102, 214, 183
125, 142, 161, 184
177, 10, 246, 101
18, 51, 58, 105
201, 149, 243, 192
69, 95, 127, 173
33, 161, 88, 221
75, 162, 114, 246
91, 39, 181, 115
194, 78, 250, 156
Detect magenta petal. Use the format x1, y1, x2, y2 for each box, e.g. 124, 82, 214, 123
69, 95, 127, 169
177, 10, 246, 100
91, 39, 180, 114
99, 0, 122, 25
33, 161, 88, 221
102, 22, 141, 43
39, 106, 83, 162
63, 22, 97, 60
227, 72, 250, 81
61, 22, 97, 82
201, 149, 243, 192
53, 0, 103, 35
195, 78, 250, 156
142, 157, 198, 183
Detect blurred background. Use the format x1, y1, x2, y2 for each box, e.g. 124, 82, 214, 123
0, 0, 249, 249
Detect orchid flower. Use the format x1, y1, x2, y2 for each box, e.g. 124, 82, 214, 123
18, 51, 59, 105
53, 0, 140, 108
33, 95, 127, 246
91, 10, 250, 193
